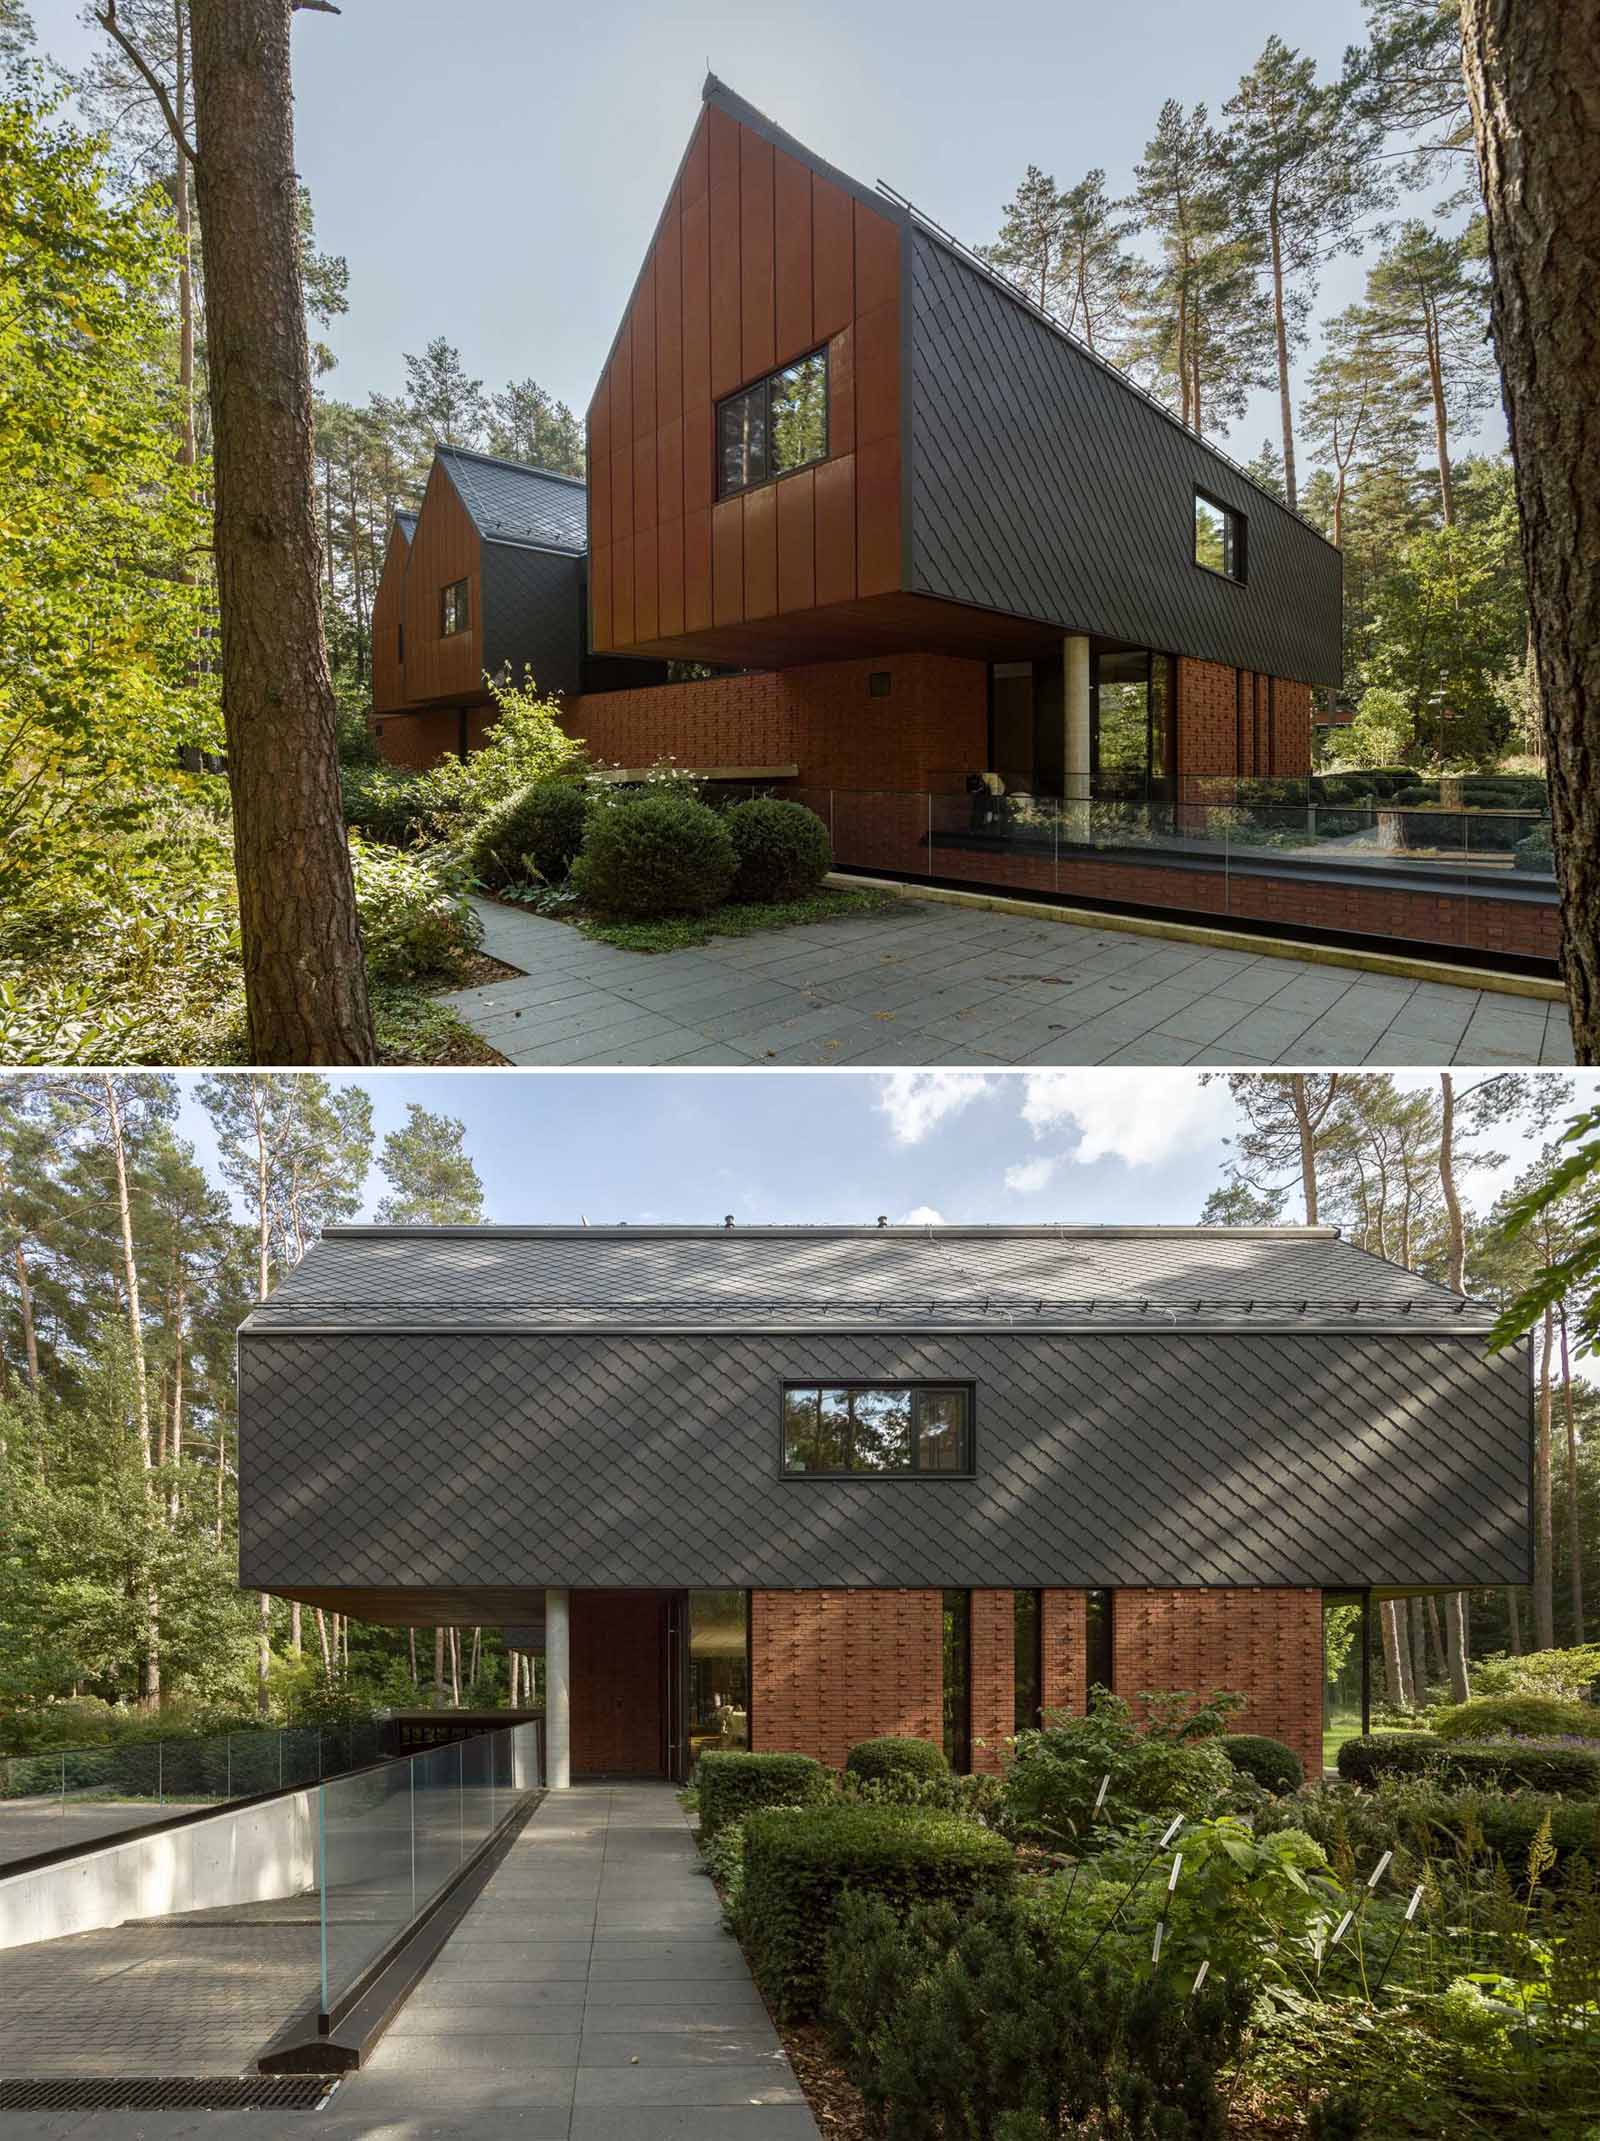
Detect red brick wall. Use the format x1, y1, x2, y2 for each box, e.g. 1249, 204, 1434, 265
565, 652, 987, 794
751, 1589, 943, 1771
1178, 658, 1313, 782
1113, 1588, 1325, 1779
1042, 1588, 1088, 1719
970, 1590, 1014, 1774
1177, 658, 1238, 781
369, 704, 496, 771
571, 1590, 665, 1775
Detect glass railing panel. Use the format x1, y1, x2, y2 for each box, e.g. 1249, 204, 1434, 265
460, 1727, 495, 1860
411, 1741, 464, 1923
317, 1758, 414, 2014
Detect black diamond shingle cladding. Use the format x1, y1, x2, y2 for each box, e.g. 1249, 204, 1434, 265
238, 1228, 1530, 1596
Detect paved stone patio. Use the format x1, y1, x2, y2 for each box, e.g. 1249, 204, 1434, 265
444, 897, 1572, 1069
0, 1785, 809, 2141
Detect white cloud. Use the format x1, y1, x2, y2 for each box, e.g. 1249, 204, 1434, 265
875, 1071, 997, 1146
1003, 1155, 1058, 1195
1018, 1071, 1235, 1170
897, 1205, 946, 1226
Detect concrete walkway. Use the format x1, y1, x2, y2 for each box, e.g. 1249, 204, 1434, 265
318, 1781, 814, 2141
447, 897, 1570, 1068
0, 1785, 812, 2141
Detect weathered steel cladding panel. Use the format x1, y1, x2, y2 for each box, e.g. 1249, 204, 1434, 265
238, 1329, 1528, 1595
908, 232, 1344, 687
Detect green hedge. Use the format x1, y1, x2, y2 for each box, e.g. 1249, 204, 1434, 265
741, 1804, 1016, 2019
1337, 1731, 1600, 1796
1464, 1792, 1600, 1881
1220, 1733, 1304, 1794
1434, 1693, 1600, 1743
726, 798, 832, 902
695, 1750, 830, 1841
571, 793, 736, 918
843, 1737, 949, 1785
469, 779, 588, 890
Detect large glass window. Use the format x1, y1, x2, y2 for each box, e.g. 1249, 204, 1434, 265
1093, 649, 1175, 800
1013, 1590, 1042, 1733
1323, 1591, 1368, 1773
943, 1590, 971, 1772
686, 1590, 749, 1764
1194, 490, 1246, 582
781, 1384, 973, 1476
440, 579, 469, 636
717, 349, 828, 498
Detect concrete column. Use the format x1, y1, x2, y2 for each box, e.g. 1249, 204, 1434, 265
1063, 635, 1092, 839
545, 1587, 571, 1789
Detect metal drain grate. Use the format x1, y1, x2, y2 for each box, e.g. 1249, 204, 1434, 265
0, 2077, 336, 2111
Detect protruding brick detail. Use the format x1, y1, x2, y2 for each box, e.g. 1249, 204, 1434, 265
565, 652, 987, 794
1113, 1588, 1324, 1778
1042, 1588, 1087, 1719
969, 1590, 1014, 1773
751, 1589, 943, 1770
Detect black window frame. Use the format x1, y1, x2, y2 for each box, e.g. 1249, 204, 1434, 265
943, 1589, 972, 1772
1090, 647, 1176, 802
716, 346, 830, 501
1193, 489, 1246, 585
1013, 1589, 1042, 1734
778, 1380, 975, 1479
440, 578, 469, 637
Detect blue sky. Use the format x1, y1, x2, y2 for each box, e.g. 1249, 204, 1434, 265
31, 0, 1502, 463
168, 1069, 1591, 1232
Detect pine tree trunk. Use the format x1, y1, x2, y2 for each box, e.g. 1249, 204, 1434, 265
173, 0, 197, 472
1269, 186, 1297, 510
1445, 1592, 1471, 1703
290, 1601, 301, 1656
1507, 1585, 1524, 1654
1423, 314, 1454, 527
187, 0, 374, 1064
433, 1626, 446, 1709
12, 1242, 40, 1392
408, 1626, 417, 1687
1535, 1305, 1556, 1649
1461, 0, 1599, 1060
1380, 1599, 1410, 1707
1408, 1599, 1429, 1704
1438, 1072, 1466, 1293
257, 1590, 271, 1717
1292, 1074, 1322, 1224
1425, 1596, 1447, 1682
102, 1077, 160, 1708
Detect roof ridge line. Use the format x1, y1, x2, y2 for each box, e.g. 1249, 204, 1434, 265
435, 443, 586, 487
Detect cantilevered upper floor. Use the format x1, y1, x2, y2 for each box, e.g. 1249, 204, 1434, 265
585, 78, 1343, 684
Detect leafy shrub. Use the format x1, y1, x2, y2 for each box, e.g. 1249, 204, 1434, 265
1471, 1645, 1600, 1703
824, 1887, 1253, 2140
468, 780, 588, 890
1000, 1691, 1238, 1848
844, 1737, 950, 1786
412, 673, 584, 838
1514, 820, 1555, 873
725, 798, 832, 902
694, 1750, 830, 1841
1435, 1694, 1600, 1743
570, 793, 736, 918
350, 838, 480, 984
1220, 1733, 1304, 1794
341, 762, 432, 847
741, 1803, 1015, 2019
1337, 1730, 1600, 1796
700, 1815, 751, 1926
843, 1768, 1006, 1822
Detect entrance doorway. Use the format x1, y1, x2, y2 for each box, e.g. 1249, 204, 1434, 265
570, 1590, 752, 1782
665, 1590, 752, 1784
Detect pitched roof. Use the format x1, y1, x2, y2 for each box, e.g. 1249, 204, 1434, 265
394, 509, 417, 544
242, 1224, 1491, 1334
435, 446, 586, 555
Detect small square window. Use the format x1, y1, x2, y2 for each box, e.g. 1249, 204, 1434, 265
441, 579, 469, 636
868, 671, 892, 698
1194, 492, 1245, 583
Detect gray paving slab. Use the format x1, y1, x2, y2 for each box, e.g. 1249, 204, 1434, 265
445, 897, 1563, 1066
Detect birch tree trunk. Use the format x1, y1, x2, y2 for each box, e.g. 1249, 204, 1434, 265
1534, 1304, 1556, 1649
1381, 1600, 1411, 1708
1461, 0, 1600, 1060
187, 0, 374, 1063
1559, 1307, 1585, 1641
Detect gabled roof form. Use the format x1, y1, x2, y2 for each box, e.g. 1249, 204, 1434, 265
242, 1224, 1492, 1334
394, 509, 417, 544
436, 447, 587, 556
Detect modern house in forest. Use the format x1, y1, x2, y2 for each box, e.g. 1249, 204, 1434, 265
235, 1223, 1530, 1784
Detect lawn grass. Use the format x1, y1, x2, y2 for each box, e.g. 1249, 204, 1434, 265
577, 886, 905, 954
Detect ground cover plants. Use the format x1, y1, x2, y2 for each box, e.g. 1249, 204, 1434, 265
689, 1688, 1600, 2140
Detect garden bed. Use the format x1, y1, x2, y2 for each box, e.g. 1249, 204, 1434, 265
492, 884, 905, 954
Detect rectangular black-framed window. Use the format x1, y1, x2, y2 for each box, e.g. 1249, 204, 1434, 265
717, 347, 828, 499
440, 579, 469, 636
780, 1382, 974, 1476
1084, 1589, 1113, 1706
1091, 648, 1176, 802
1013, 1589, 1042, 1734
943, 1590, 971, 1772
1194, 490, 1245, 582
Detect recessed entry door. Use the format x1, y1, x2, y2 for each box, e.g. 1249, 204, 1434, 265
570, 1590, 669, 1777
